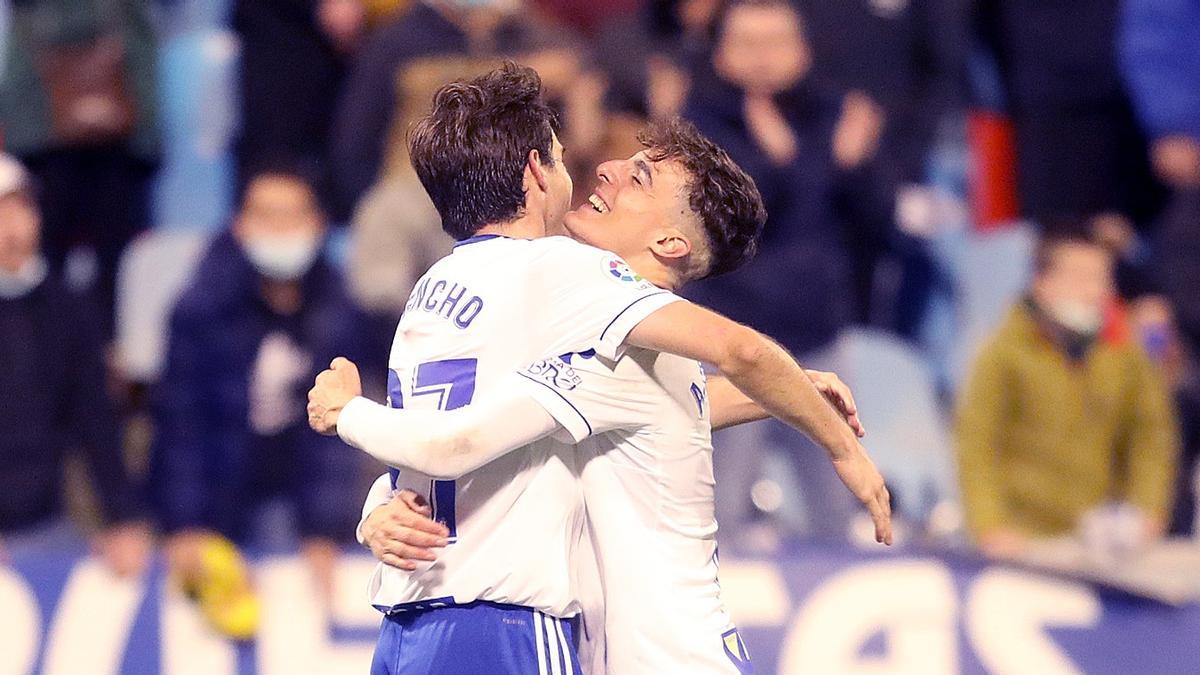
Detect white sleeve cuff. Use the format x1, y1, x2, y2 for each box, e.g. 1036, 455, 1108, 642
595, 292, 684, 361
512, 372, 593, 443
337, 396, 377, 449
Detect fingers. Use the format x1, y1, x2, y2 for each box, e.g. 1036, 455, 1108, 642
380, 553, 418, 571
397, 489, 433, 517
846, 411, 866, 438
872, 485, 894, 545
394, 510, 450, 540
385, 494, 449, 539
378, 538, 438, 562
371, 530, 442, 571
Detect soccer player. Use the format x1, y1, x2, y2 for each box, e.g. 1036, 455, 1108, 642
311, 120, 886, 674
308, 63, 889, 674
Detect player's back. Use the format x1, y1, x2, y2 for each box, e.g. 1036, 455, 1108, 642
369, 234, 683, 623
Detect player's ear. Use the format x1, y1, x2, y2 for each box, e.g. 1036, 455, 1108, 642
650, 228, 692, 262
526, 149, 549, 193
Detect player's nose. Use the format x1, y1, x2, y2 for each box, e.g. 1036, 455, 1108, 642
596, 161, 620, 186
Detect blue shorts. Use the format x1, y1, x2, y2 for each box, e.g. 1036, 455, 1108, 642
370, 601, 582, 675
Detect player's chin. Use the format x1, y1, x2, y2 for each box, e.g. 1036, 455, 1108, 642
563, 208, 598, 239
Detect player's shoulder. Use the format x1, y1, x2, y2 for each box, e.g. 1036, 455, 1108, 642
529, 237, 657, 291
525, 235, 611, 262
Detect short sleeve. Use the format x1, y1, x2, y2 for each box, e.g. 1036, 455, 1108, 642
535, 238, 684, 361
509, 353, 656, 443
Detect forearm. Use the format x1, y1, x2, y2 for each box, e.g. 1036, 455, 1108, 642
625, 302, 856, 455
707, 375, 769, 431
719, 336, 859, 459
357, 473, 394, 546
336, 393, 561, 479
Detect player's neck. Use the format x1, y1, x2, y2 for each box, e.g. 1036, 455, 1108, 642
626, 251, 683, 292
474, 213, 547, 241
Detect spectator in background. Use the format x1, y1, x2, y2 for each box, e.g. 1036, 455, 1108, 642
0, 0, 160, 336
685, 0, 867, 357
152, 163, 367, 599
800, 0, 966, 338
1127, 296, 1200, 536
327, 0, 598, 216
1120, 0, 1200, 537
0, 154, 150, 576
956, 227, 1179, 556
233, 0, 366, 203
1120, 0, 1200, 346
683, 0, 872, 543
974, 0, 1163, 227
593, 0, 721, 121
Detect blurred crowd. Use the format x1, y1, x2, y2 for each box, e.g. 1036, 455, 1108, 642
0, 0, 1197, 600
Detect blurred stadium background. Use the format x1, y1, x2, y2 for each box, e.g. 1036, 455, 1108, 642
1, 0, 1198, 673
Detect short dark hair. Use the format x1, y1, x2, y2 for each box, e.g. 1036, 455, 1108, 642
408, 62, 558, 240
1034, 217, 1109, 274
638, 118, 767, 278
239, 155, 325, 212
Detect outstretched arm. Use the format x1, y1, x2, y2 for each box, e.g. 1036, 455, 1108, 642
628, 302, 892, 544
708, 371, 865, 435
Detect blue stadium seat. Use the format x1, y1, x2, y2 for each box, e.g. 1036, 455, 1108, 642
824, 328, 957, 524
115, 229, 214, 383
152, 28, 239, 232
947, 224, 1036, 392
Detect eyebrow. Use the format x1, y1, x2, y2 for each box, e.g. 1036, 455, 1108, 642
634, 159, 654, 189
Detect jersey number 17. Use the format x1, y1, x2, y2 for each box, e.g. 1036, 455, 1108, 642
386, 358, 478, 544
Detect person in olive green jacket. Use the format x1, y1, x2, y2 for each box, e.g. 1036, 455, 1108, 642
956, 229, 1179, 557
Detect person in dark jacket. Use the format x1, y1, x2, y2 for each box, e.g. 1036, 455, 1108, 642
233, 0, 366, 204
1120, 0, 1200, 535
0, 0, 160, 336
682, 0, 867, 543
976, 0, 1163, 226
152, 162, 368, 596
684, 0, 852, 356
0, 154, 150, 576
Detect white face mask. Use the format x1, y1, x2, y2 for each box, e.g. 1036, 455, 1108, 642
0, 255, 48, 299
242, 234, 322, 281
1047, 299, 1103, 336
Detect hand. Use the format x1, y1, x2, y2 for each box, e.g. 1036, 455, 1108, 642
93, 521, 153, 578
1090, 212, 1138, 258
361, 490, 450, 571
307, 357, 363, 435
301, 538, 340, 603
165, 528, 214, 580
831, 443, 892, 545
832, 91, 884, 170
744, 94, 799, 166
804, 369, 865, 437
1151, 135, 1200, 188
978, 527, 1027, 558
318, 0, 366, 53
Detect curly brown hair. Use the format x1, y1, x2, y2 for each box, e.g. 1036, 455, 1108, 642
638, 118, 767, 278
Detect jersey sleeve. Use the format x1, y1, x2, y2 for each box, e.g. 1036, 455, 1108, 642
536, 238, 684, 361
510, 353, 657, 443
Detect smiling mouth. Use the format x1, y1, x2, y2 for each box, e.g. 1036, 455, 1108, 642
587, 193, 610, 214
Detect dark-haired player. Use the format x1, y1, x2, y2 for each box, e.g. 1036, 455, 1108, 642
308, 63, 890, 674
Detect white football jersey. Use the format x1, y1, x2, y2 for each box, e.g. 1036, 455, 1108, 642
365, 234, 682, 620
517, 349, 753, 674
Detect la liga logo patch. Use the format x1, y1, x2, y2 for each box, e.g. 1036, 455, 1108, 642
605, 257, 644, 284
